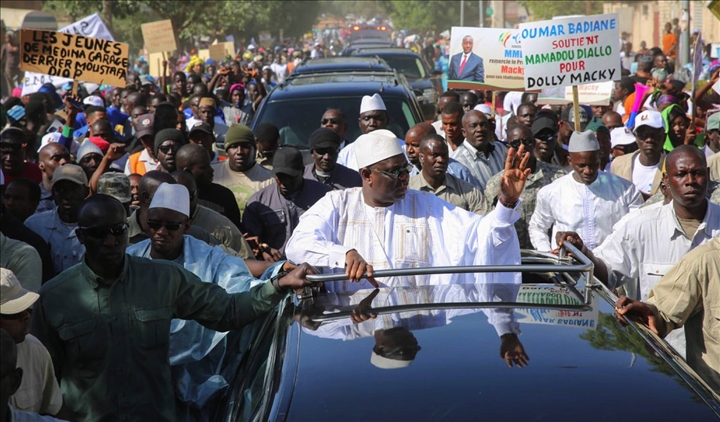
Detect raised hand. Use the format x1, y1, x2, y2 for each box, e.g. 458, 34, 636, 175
498, 144, 532, 207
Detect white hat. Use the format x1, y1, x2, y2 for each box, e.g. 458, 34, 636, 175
0, 268, 39, 315
38, 132, 61, 152
633, 110, 664, 133
568, 131, 600, 153
360, 93, 387, 114
83, 95, 104, 107
247, 44, 256, 50
77, 140, 103, 161
371, 350, 413, 369
610, 127, 636, 148
474, 104, 493, 116
149, 182, 190, 217
355, 132, 404, 169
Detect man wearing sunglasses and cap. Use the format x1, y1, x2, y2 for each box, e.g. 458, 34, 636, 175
244, 147, 332, 261
31, 193, 316, 422
1, 268, 64, 418
304, 128, 361, 190
529, 131, 643, 252
287, 130, 531, 292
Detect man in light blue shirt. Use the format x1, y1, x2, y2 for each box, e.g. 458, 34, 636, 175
126, 182, 289, 421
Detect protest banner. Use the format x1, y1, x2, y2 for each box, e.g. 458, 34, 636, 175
209, 44, 227, 62
197, 49, 210, 62
537, 81, 613, 105
448, 27, 526, 90
519, 13, 621, 90
21, 13, 114, 95
20, 29, 129, 87
141, 19, 177, 55
148, 52, 165, 78
515, 285, 598, 330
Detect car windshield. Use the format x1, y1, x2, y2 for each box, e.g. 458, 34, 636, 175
373, 55, 427, 80
257, 96, 417, 147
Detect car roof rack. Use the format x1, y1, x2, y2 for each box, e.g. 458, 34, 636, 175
304, 241, 598, 321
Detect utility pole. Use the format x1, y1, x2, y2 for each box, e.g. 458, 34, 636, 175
679, 0, 690, 67
479, 0, 484, 27
585, 0, 592, 15
460, 0, 465, 27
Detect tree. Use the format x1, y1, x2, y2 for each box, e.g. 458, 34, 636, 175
381, 1, 482, 33
42, 0, 140, 33
518, 0, 603, 21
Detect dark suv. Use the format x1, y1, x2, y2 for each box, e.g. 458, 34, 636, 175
352, 47, 440, 104
289, 57, 392, 78
250, 71, 423, 148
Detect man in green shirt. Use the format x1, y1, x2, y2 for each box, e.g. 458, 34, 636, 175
31, 194, 315, 422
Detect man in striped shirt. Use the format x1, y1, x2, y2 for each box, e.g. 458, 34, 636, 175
450, 110, 507, 190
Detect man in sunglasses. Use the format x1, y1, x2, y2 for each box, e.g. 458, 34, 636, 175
529, 131, 643, 252
32, 193, 315, 422
303, 128, 361, 190
245, 147, 332, 261
531, 112, 566, 170
319, 109, 350, 150
154, 129, 187, 174
485, 125, 566, 250
254, 123, 280, 170
610, 110, 666, 200
36, 143, 70, 214
0, 269, 64, 418
287, 130, 531, 289
24, 164, 89, 275
1, 128, 41, 186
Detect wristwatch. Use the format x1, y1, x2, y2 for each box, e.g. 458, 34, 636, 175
271, 271, 290, 294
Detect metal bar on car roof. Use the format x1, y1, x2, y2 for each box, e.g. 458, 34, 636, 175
310, 302, 593, 322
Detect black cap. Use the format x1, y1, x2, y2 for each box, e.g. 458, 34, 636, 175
272, 147, 304, 177
255, 122, 280, 143
532, 116, 558, 137
154, 129, 187, 155
189, 121, 214, 138
308, 127, 341, 150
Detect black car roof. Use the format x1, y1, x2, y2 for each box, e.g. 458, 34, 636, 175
291, 57, 392, 76
349, 39, 394, 46
268, 73, 412, 100
353, 48, 423, 57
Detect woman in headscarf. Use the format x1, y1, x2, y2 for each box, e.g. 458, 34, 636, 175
661, 103, 700, 152
222, 83, 254, 126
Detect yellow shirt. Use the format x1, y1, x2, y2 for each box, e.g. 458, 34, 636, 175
647, 236, 720, 393
211, 161, 272, 215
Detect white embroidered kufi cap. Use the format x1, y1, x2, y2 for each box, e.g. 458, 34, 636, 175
149, 182, 190, 217
360, 93, 387, 114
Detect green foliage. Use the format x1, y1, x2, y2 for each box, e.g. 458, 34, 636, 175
381, 0, 484, 33
518, 0, 603, 21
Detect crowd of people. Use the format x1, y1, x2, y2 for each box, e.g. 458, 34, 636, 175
1, 17, 720, 421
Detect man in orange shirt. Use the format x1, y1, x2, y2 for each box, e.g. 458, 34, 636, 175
662, 22, 677, 60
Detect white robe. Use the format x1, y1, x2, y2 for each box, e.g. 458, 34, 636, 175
285, 188, 522, 292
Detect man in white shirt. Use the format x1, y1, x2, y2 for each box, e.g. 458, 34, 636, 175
337, 94, 404, 172
285, 131, 532, 289
529, 131, 643, 252
556, 146, 720, 356
186, 98, 228, 147
610, 110, 666, 199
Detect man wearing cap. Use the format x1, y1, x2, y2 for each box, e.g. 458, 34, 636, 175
558, 146, 720, 357
304, 128, 361, 190
75, 141, 104, 181
24, 164, 88, 275
610, 127, 639, 160
611, 110, 666, 199
244, 147, 332, 260
125, 113, 159, 176
702, 112, 719, 161
0, 269, 64, 417
451, 110, 508, 190
337, 94, 405, 172
485, 125, 566, 249
36, 143, 70, 214
286, 131, 532, 287
188, 122, 225, 164
1, 128, 42, 186
97, 173, 133, 216
126, 183, 286, 419
409, 134, 488, 215
531, 111, 566, 170
154, 129, 187, 174
31, 193, 315, 422
212, 125, 273, 215
529, 131, 642, 252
